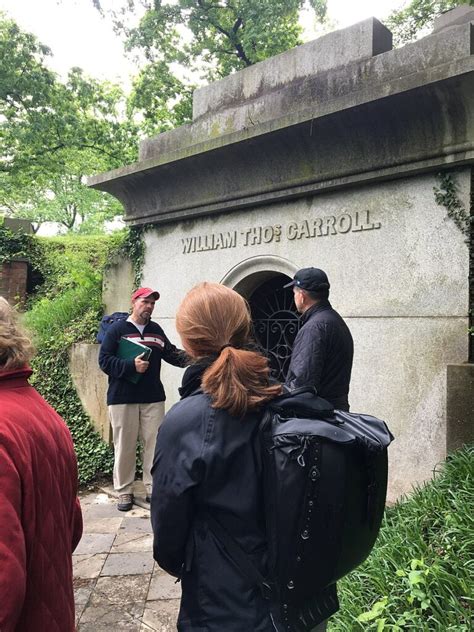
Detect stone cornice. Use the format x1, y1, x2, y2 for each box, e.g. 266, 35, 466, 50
88, 19, 474, 226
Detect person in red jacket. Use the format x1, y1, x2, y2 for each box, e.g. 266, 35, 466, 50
0, 297, 83, 632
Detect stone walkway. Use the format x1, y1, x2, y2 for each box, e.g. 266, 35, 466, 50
74, 485, 180, 631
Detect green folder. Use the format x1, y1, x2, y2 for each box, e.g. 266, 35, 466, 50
117, 337, 152, 384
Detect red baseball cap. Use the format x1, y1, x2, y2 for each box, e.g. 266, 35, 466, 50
131, 287, 160, 301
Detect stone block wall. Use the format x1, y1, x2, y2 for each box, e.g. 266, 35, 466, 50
0, 260, 28, 306
70, 343, 111, 444
446, 363, 474, 452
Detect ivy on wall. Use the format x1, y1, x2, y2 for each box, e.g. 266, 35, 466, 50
434, 171, 471, 239
30, 311, 114, 483
0, 227, 143, 484
434, 170, 474, 346
118, 224, 146, 287
0, 223, 40, 264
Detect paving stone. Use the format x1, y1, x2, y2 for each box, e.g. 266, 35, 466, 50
119, 516, 154, 534
79, 624, 141, 632
78, 492, 99, 507
75, 601, 87, 625
112, 532, 153, 553
101, 552, 155, 576
128, 505, 151, 518
147, 569, 181, 600
78, 601, 144, 630
73, 553, 107, 579
82, 500, 123, 520
140, 599, 180, 632
83, 517, 123, 534
91, 575, 152, 606
81, 491, 116, 506
75, 533, 115, 555
74, 578, 96, 605
79, 623, 141, 632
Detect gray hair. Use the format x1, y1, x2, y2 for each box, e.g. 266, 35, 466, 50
0, 297, 34, 370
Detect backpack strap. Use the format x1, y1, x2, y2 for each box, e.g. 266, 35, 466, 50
203, 511, 273, 600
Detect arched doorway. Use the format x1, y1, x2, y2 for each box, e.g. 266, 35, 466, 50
220, 256, 300, 381
248, 274, 299, 382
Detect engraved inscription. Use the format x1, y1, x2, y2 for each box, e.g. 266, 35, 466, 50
286, 210, 381, 240
181, 210, 381, 254
181, 230, 237, 254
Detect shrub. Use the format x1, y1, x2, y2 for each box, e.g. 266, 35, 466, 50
29, 309, 114, 483
15, 231, 132, 483
330, 446, 473, 631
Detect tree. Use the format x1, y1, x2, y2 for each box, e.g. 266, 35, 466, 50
95, 0, 328, 81
0, 14, 138, 232
127, 60, 194, 137
386, 0, 474, 46
0, 150, 123, 233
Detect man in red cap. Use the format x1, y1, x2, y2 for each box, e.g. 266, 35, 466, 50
99, 287, 187, 511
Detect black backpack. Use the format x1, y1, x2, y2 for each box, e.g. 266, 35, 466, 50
206, 388, 394, 631
96, 311, 129, 343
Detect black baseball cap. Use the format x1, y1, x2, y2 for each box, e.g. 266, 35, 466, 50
284, 267, 330, 292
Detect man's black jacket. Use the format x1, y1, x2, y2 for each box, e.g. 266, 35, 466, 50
285, 300, 353, 411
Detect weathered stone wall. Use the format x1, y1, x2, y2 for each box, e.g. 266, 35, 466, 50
446, 363, 474, 452
0, 260, 28, 306
70, 343, 111, 444
102, 257, 134, 314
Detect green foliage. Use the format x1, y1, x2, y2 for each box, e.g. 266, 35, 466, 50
100, 0, 327, 82
386, 1, 473, 46
329, 446, 474, 630
0, 14, 137, 232
0, 221, 40, 263
28, 309, 114, 484
127, 62, 194, 136
117, 225, 146, 287
20, 232, 135, 483
434, 171, 471, 239
25, 286, 97, 344
35, 233, 124, 295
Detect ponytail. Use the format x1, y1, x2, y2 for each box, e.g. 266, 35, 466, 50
176, 282, 282, 417
202, 346, 281, 417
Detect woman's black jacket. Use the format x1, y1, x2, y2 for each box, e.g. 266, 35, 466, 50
150, 366, 277, 631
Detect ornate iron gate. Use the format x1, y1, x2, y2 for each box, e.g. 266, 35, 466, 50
249, 276, 300, 382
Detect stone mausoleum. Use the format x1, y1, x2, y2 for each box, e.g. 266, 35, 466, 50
88, 7, 474, 500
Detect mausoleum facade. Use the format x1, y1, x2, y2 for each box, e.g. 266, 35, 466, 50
90, 8, 474, 500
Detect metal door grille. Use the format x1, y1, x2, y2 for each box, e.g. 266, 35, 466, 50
249, 276, 300, 382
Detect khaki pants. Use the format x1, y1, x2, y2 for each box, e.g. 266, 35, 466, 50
108, 402, 165, 495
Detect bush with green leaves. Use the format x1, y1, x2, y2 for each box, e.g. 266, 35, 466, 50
0, 221, 40, 264
329, 446, 473, 630
16, 231, 137, 483
28, 308, 114, 483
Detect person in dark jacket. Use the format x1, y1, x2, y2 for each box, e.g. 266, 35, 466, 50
151, 282, 287, 631
0, 297, 83, 631
284, 268, 353, 411
99, 286, 187, 511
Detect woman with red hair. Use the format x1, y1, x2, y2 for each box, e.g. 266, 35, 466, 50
151, 282, 283, 630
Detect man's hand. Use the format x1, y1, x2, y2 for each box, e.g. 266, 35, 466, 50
135, 353, 150, 373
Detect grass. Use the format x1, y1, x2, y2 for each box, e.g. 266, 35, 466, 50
329, 445, 473, 631
24, 285, 97, 344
